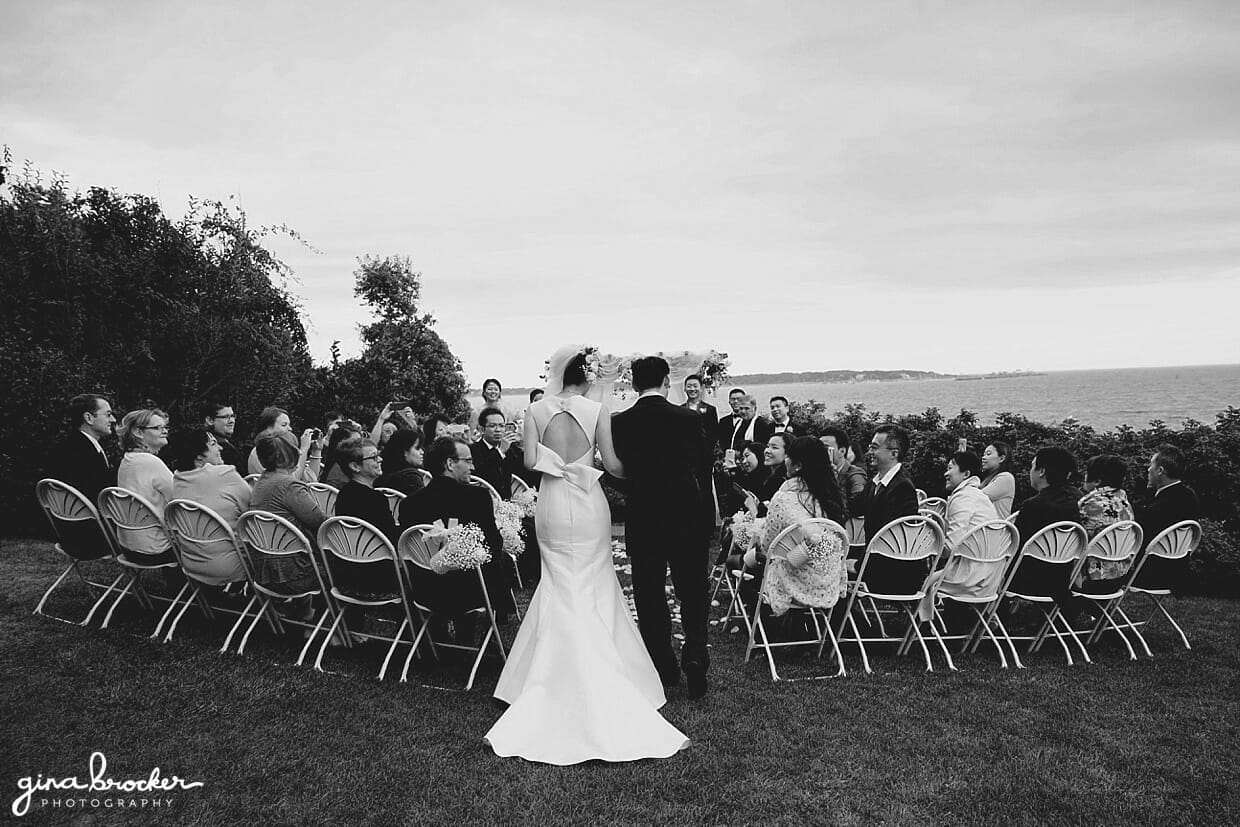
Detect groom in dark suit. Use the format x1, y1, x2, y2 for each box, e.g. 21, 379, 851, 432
612, 356, 712, 698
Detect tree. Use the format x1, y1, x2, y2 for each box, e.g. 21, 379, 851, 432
0, 160, 313, 533
337, 255, 470, 420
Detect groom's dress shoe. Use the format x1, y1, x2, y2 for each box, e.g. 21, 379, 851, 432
683, 661, 708, 699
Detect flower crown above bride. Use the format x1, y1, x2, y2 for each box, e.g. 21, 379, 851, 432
541, 344, 602, 395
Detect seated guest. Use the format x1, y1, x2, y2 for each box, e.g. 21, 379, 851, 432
168, 429, 250, 586
863, 425, 919, 543
200, 400, 244, 474
743, 437, 847, 618
916, 451, 999, 624
375, 429, 427, 498
1075, 453, 1136, 593
320, 423, 362, 488
248, 431, 325, 597
528, 388, 544, 405
722, 442, 770, 519
861, 425, 925, 593
332, 438, 401, 597
1133, 444, 1200, 589
1007, 446, 1083, 601
979, 441, 1017, 519
246, 406, 323, 481
753, 432, 794, 516
821, 426, 867, 520
422, 413, 452, 450
400, 436, 516, 641
48, 393, 117, 504
768, 396, 798, 435
942, 451, 999, 552
115, 408, 176, 562
471, 407, 525, 499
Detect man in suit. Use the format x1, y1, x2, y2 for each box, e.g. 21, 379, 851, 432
47, 393, 117, 503
860, 424, 925, 594
716, 387, 747, 451
471, 407, 526, 500
1006, 446, 1083, 602
681, 374, 718, 539
201, 400, 245, 474
1134, 444, 1200, 589
724, 395, 774, 452
400, 436, 515, 639
612, 356, 712, 698
768, 396, 798, 435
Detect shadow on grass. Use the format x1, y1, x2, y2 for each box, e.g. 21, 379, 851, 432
2, 537, 1238, 825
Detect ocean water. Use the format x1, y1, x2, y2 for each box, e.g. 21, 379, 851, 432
489, 364, 1239, 431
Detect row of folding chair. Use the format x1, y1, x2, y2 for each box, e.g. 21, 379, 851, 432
34, 478, 506, 690
718, 505, 1201, 682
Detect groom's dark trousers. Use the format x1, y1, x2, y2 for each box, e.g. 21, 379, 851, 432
612, 394, 712, 683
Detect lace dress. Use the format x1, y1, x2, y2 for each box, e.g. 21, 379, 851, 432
758, 479, 846, 615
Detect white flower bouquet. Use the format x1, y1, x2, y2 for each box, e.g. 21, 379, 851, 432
429, 522, 492, 574
511, 487, 538, 518
698, 350, 730, 390
495, 500, 526, 558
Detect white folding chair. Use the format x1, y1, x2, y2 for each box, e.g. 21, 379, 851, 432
998, 521, 1090, 665
927, 520, 1023, 668
1069, 520, 1144, 660
510, 475, 532, 497
744, 519, 849, 682
836, 515, 947, 673
920, 497, 947, 520
160, 499, 258, 643
398, 524, 507, 690
244, 473, 261, 486
1007, 510, 1020, 525
919, 508, 946, 535
306, 482, 338, 516
416, 468, 433, 485
315, 516, 425, 678
234, 510, 338, 663
374, 486, 407, 524
1106, 520, 1202, 655
95, 487, 182, 634
916, 489, 928, 504
469, 475, 503, 507
34, 479, 126, 625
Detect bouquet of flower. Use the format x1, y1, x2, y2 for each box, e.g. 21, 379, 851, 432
730, 510, 756, 551
511, 487, 538, 519
786, 528, 843, 568
429, 522, 492, 574
698, 350, 730, 391
494, 501, 526, 558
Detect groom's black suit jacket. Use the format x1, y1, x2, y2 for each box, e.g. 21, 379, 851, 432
612, 395, 709, 531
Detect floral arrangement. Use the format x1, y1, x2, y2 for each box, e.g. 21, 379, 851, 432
730, 510, 756, 551
786, 528, 843, 568
698, 350, 730, 390
429, 522, 492, 574
540, 345, 600, 383
494, 500, 526, 558
511, 487, 538, 519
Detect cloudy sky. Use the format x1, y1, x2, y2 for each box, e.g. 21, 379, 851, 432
4, 1, 1238, 387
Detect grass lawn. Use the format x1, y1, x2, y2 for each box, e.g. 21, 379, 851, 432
2, 535, 1238, 825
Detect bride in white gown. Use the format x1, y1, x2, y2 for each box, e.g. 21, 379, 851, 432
484, 345, 689, 764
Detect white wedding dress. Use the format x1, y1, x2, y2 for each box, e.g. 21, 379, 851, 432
484, 394, 689, 764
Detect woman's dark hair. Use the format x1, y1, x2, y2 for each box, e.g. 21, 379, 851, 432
1033, 446, 1076, 486
987, 441, 1013, 472
482, 378, 502, 394
381, 429, 423, 471
562, 352, 590, 387
950, 450, 984, 478
743, 441, 766, 463
422, 414, 451, 449
318, 421, 361, 481
768, 431, 796, 453
1085, 454, 1127, 489
167, 429, 213, 472
253, 406, 288, 438
255, 431, 300, 472
529, 389, 544, 403
786, 436, 846, 522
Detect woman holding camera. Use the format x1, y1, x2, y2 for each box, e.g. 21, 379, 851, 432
246, 406, 324, 482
